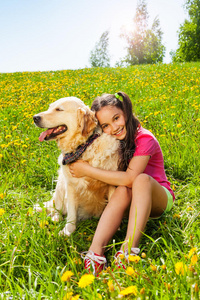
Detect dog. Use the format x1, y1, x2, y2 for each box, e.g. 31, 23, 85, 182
33, 97, 119, 236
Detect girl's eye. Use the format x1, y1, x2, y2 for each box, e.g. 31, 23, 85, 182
114, 116, 119, 121
102, 124, 108, 129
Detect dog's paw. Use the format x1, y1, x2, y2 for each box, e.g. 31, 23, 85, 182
51, 213, 62, 222
33, 203, 43, 213
59, 223, 76, 236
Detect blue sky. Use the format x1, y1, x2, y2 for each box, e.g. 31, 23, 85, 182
0, 0, 188, 73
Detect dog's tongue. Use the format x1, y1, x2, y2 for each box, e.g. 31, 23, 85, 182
39, 128, 54, 142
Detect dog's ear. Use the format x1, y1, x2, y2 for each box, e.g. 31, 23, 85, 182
77, 108, 97, 137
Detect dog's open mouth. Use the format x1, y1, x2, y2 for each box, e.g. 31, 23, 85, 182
39, 125, 67, 142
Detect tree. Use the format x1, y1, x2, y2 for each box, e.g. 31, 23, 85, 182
89, 31, 110, 67
171, 0, 200, 62
120, 0, 165, 65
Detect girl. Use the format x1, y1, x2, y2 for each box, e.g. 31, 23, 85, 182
69, 92, 175, 275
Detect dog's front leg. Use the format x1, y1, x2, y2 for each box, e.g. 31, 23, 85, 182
59, 185, 77, 236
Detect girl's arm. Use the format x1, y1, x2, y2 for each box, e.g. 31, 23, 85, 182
69, 155, 150, 188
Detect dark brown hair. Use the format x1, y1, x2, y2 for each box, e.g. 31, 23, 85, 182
91, 92, 140, 171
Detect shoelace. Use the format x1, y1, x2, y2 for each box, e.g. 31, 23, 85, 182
81, 251, 107, 275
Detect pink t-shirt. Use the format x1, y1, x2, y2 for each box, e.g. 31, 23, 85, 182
134, 127, 175, 200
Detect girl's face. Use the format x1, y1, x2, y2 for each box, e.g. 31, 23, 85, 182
96, 106, 126, 140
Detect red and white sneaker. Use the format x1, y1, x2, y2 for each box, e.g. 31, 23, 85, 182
114, 247, 140, 269
81, 250, 107, 276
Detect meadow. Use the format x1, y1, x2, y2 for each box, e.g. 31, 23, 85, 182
0, 62, 199, 299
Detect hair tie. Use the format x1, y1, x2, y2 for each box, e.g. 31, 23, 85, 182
115, 93, 120, 99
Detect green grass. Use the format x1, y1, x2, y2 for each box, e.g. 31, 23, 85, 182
0, 63, 200, 299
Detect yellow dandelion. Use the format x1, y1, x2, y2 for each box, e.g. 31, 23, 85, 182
175, 262, 187, 275
187, 206, 193, 211
0, 154, 3, 158
191, 255, 198, 265
177, 124, 182, 128
71, 295, 79, 300
0, 208, 5, 217
173, 213, 180, 219
141, 252, 146, 258
0, 194, 4, 199
140, 287, 145, 295
194, 283, 199, 293
63, 292, 73, 300
107, 280, 115, 292
128, 255, 140, 263
119, 285, 138, 296
61, 270, 74, 282
164, 282, 171, 290
118, 253, 125, 260
126, 266, 136, 276
161, 264, 166, 270
188, 247, 197, 258
39, 220, 49, 228
150, 264, 157, 272
78, 274, 95, 288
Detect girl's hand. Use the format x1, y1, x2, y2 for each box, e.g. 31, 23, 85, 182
69, 160, 90, 178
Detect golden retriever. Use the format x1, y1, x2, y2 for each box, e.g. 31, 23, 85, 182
33, 97, 119, 236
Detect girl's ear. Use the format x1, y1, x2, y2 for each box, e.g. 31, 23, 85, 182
77, 108, 97, 137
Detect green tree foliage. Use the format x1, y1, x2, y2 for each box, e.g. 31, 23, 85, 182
171, 0, 200, 62
89, 31, 110, 67
120, 0, 165, 65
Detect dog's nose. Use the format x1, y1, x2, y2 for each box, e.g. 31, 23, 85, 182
33, 115, 41, 124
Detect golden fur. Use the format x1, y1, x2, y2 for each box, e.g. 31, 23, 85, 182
33, 97, 119, 236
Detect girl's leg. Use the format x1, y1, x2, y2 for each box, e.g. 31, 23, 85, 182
89, 186, 132, 256
122, 173, 168, 251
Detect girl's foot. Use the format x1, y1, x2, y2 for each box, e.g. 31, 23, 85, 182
81, 250, 107, 276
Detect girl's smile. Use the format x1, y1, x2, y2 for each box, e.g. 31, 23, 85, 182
96, 106, 127, 140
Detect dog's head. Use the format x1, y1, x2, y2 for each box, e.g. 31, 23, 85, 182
33, 97, 98, 152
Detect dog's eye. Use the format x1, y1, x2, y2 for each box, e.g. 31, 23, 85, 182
55, 108, 63, 111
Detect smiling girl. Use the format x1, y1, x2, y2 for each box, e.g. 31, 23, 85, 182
69, 91, 175, 275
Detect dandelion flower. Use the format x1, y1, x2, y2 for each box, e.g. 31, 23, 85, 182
61, 270, 74, 282
119, 285, 138, 296
175, 262, 187, 275
63, 292, 73, 300
0, 208, 5, 217
107, 280, 114, 292
191, 255, 198, 265
78, 274, 95, 288
140, 288, 145, 295
39, 220, 49, 228
71, 295, 79, 300
173, 213, 180, 219
194, 283, 199, 293
126, 266, 136, 277
128, 255, 140, 263
150, 264, 157, 272
188, 247, 197, 258
141, 252, 146, 258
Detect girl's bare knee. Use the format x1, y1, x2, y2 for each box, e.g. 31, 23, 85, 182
132, 173, 151, 189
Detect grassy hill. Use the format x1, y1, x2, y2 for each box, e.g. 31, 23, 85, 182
0, 63, 199, 299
